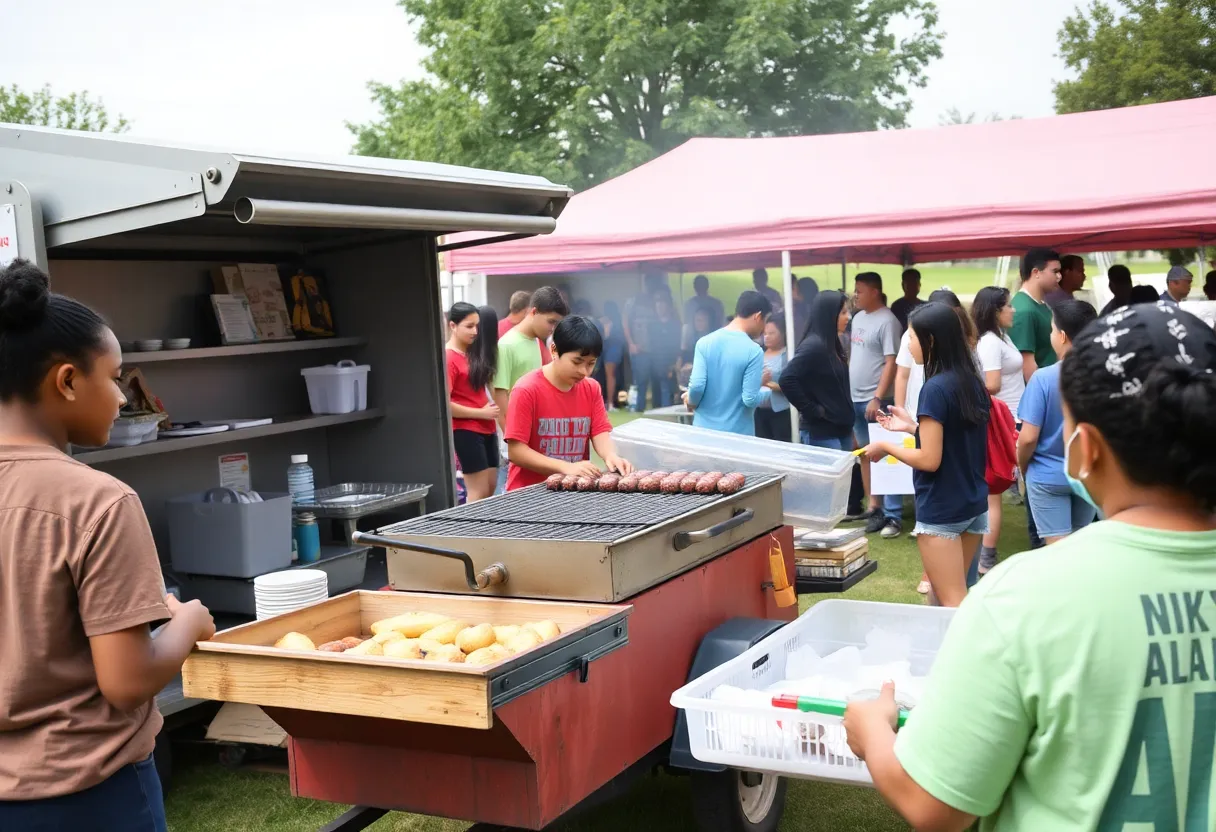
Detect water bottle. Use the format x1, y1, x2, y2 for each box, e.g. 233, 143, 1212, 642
287, 454, 315, 502
627, 384, 639, 409
293, 512, 321, 563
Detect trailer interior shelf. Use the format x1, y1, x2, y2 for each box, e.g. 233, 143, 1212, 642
121, 336, 368, 364
73, 410, 385, 464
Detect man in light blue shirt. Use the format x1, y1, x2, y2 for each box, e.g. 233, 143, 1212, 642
683, 291, 768, 435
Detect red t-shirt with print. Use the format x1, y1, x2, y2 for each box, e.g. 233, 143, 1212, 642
446, 348, 495, 434
504, 368, 613, 490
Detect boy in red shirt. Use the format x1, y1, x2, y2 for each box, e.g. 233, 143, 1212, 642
505, 316, 635, 489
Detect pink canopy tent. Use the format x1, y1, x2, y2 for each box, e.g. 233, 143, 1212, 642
447, 96, 1216, 275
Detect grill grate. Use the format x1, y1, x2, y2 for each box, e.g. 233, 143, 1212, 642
377, 475, 777, 543
441, 482, 731, 526
379, 515, 629, 542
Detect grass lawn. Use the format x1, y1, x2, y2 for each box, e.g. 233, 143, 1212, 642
165, 434, 1033, 831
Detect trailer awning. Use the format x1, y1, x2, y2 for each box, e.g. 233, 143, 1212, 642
446, 96, 1216, 275
0, 125, 571, 252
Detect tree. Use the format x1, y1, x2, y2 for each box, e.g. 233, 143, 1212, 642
0, 84, 129, 132
1054, 1, 1216, 114
937, 108, 1015, 126
351, 0, 942, 189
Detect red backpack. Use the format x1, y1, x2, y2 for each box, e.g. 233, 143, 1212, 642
985, 395, 1018, 495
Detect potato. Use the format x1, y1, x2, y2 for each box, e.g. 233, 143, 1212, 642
493, 624, 522, 643
455, 623, 496, 654
503, 629, 543, 655
524, 620, 561, 642
423, 644, 466, 663
316, 640, 349, 653
420, 619, 470, 645
341, 636, 364, 648
370, 611, 451, 638
372, 630, 406, 645
417, 638, 446, 655
384, 638, 424, 660
465, 644, 511, 666
274, 632, 316, 651
345, 638, 383, 656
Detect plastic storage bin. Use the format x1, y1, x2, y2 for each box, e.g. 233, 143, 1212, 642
670, 600, 956, 785
167, 489, 293, 578
301, 360, 370, 414
611, 419, 854, 529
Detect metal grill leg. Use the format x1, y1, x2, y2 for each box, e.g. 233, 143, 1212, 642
318, 806, 388, 831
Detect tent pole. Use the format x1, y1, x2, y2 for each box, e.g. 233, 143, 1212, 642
781, 251, 799, 442
841, 251, 847, 292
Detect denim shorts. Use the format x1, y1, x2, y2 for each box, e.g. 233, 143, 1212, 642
1026, 479, 1097, 538
914, 511, 989, 540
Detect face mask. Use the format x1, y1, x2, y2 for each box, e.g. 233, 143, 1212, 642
1064, 426, 1101, 514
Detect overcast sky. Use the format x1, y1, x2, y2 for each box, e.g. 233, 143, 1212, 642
4, 0, 1075, 158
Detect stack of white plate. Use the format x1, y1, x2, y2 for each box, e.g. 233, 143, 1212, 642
254, 569, 328, 620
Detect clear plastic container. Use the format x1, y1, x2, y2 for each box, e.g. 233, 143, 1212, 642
301, 360, 370, 414
670, 600, 956, 784
610, 419, 854, 529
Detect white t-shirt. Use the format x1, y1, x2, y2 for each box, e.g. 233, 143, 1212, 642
895, 330, 924, 419
977, 331, 1026, 416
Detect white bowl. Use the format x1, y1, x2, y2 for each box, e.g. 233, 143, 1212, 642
165, 338, 192, 350
135, 340, 164, 352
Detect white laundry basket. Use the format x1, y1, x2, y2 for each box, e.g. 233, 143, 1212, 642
670, 600, 956, 785
301, 360, 370, 414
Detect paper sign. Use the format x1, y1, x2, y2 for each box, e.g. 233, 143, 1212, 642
867, 424, 915, 495
0, 205, 18, 268
218, 452, 252, 491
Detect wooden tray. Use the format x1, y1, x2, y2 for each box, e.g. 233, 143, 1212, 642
182, 590, 631, 729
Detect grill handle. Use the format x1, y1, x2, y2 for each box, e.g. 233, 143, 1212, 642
350, 532, 509, 591
671, 508, 755, 551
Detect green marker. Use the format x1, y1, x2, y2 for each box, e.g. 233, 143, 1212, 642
771, 694, 909, 728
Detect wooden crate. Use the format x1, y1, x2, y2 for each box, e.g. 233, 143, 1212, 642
182, 590, 631, 730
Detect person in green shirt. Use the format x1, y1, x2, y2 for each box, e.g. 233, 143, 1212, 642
490, 286, 568, 494
1008, 247, 1061, 382
843, 302, 1216, 831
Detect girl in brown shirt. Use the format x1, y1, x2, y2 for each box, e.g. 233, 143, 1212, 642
0, 260, 214, 831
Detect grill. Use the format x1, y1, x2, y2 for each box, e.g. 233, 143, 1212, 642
355, 475, 785, 603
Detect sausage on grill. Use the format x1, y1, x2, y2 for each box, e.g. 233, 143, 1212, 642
637, 475, 663, 493
576, 476, 597, 491
680, 472, 706, 494
598, 473, 622, 492
659, 474, 685, 493
545, 473, 565, 491
695, 472, 724, 494
716, 473, 747, 494
561, 475, 580, 491
616, 475, 639, 493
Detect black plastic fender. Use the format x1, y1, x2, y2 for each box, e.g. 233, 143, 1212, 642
668, 617, 790, 773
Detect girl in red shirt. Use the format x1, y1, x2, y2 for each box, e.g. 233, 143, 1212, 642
445, 303, 501, 502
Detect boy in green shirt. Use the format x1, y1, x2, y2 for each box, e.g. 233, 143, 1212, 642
1007, 247, 1061, 381
843, 303, 1216, 832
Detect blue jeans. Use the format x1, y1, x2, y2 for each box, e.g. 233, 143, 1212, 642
801, 433, 849, 451
852, 401, 903, 522
0, 755, 167, 832
631, 352, 652, 412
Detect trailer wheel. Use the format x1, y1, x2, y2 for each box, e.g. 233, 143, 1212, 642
218, 744, 247, 769
690, 768, 786, 832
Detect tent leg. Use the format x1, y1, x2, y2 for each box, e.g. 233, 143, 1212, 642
841, 251, 847, 292
781, 251, 799, 442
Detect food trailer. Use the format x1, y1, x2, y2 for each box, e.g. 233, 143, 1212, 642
0, 126, 835, 830
0, 122, 567, 749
